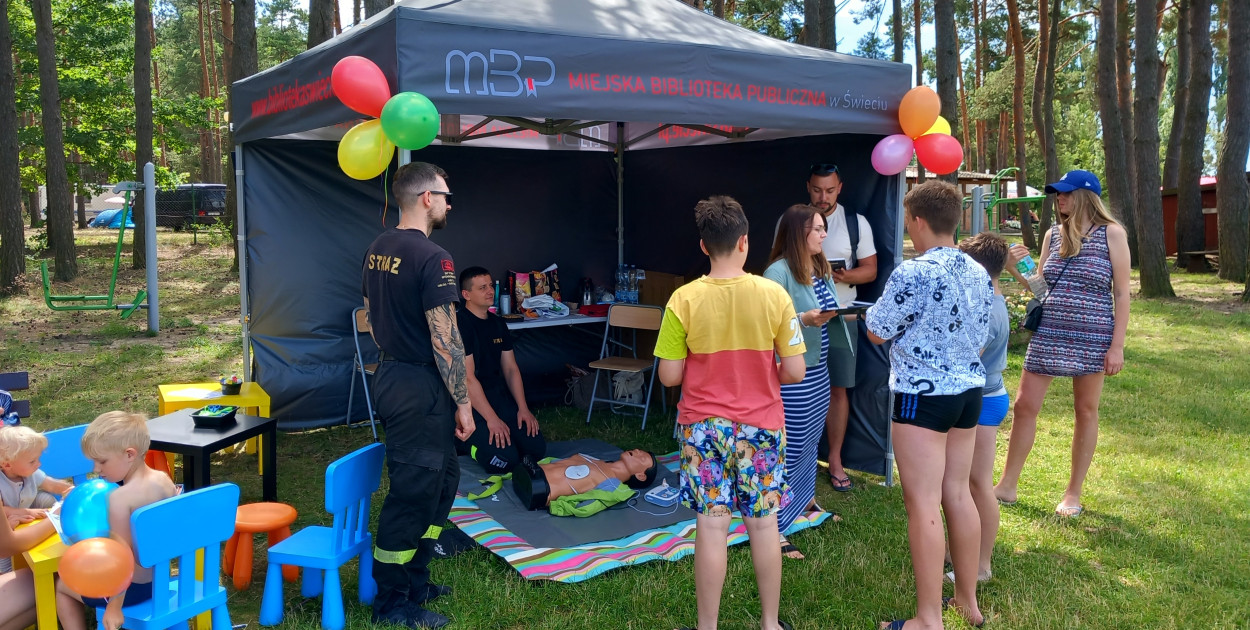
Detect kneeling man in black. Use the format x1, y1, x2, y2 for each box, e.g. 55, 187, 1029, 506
456, 266, 547, 473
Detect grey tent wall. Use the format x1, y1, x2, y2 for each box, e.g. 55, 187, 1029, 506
621, 133, 899, 477
241, 140, 618, 429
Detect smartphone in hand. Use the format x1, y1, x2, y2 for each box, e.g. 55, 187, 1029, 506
829, 258, 847, 272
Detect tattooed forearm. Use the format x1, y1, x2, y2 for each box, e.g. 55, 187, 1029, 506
426, 303, 470, 405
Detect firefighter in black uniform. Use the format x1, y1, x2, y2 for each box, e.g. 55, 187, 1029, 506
362, 162, 473, 629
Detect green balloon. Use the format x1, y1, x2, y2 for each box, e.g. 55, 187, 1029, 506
380, 92, 440, 150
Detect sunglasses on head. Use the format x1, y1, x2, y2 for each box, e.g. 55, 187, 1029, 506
810, 163, 840, 176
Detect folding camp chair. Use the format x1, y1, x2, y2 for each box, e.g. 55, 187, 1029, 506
346, 306, 379, 440
583, 303, 664, 430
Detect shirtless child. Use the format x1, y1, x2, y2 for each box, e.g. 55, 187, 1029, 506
55, 412, 177, 630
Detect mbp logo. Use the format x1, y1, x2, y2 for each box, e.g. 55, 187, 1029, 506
445, 49, 556, 97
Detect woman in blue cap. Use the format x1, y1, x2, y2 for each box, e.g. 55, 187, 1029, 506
992, 170, 1131, 518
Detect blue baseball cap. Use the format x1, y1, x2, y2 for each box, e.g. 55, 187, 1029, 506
1045, 170, 1102, 196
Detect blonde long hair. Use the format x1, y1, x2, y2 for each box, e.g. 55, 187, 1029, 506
1058, 189, 1119, 258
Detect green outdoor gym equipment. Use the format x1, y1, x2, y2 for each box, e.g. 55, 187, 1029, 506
967, 167, 1047, 230
39, 184, 147, 320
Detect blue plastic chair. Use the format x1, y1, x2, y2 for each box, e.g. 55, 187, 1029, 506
93, 483, 240, 630
42, 424, 93, 483
259, 442, 384, 630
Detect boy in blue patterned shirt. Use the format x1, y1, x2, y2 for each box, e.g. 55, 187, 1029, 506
865, 181, 993, 630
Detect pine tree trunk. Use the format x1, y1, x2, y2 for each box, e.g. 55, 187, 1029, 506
1038, 0, 1061, 236
1218, 0, 1249, 285
1177, 0, 1213, 272
914, 0, 926, 183
713, 0, 725, 19
893, 0, 904, 62
935, 0, 960, 184
353, 0, 361, 25
1132, 0, 1176, 297
805, 0, 820, 46
198, 0, 214, 182
1005, 0, 1033, 249
1163, 0, 1191, 190
228, 0, 258, 273
28, 190, 38, 228
1116, 0, 1136, 188
1096, 0, 1138, 266
308, 0, 334, 48
819, 0, 835, 51
974, 0, 985, 173
0, 0, 24, 292
1031, 0, 1051, 227
133, 0, 153, 269
363, 0, 390, 20
31, 0, 76, 280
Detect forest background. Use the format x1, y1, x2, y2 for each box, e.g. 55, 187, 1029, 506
0, 0, 1247, 300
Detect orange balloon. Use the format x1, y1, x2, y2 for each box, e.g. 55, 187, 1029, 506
899, 86, 942, 139
60, 537, 135, 599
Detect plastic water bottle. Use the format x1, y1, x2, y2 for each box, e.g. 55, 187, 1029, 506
627, 266, 638, 303
1016, 255, 1049, 298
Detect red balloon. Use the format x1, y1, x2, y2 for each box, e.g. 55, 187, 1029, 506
914, 133, 964, 175
331, 56, 392, 118
60, 537, 135, 599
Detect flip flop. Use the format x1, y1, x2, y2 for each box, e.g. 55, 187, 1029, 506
830, 473, 854, 492
1055, 503, 1084, 518
779, 535, 804, 560
997, 497, 1017, 506
879, 620, 907, 630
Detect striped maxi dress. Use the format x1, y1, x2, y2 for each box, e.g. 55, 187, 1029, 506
777, 275, 836, 534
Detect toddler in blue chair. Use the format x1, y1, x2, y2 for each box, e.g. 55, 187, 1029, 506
54, 411, 178, 630
0, 425, 74, 573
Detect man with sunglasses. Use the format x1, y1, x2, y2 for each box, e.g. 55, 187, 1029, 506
362, 161, 473, 629
807, 163, 877, 492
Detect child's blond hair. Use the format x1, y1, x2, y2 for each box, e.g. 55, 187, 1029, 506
81, 411, 150, 459
0, 426, 48, 464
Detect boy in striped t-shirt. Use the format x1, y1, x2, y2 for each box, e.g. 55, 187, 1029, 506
654, 195, 806, 630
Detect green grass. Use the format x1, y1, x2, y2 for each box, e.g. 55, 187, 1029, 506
3, 228, 1249, 629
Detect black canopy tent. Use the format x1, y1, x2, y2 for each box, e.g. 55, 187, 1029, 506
231, 0, 911, 480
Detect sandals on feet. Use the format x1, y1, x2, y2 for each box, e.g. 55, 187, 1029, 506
1055, 503, 1084, 518
830, 473, 854, 492
779, 535, 804, 560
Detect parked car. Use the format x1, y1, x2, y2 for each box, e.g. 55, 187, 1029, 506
155, 184, 227, 230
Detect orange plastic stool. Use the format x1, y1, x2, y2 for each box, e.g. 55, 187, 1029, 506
145, 450, 173, 478
224, 502, 299, 590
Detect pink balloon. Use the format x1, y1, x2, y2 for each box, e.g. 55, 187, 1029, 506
914, 133, 964, 175
332, 56, 392, 118
871, 134, 915, 176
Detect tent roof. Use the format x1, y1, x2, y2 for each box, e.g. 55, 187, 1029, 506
233, 0, 912, 144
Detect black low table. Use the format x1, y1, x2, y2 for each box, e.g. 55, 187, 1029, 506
147, 408, 277, 501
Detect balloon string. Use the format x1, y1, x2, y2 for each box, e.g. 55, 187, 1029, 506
381, 167, 391, 227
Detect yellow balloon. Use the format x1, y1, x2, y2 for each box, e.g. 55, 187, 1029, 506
923, 116, 951, 136
337, 119, 395, 180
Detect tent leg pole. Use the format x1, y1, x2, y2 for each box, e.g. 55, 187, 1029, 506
616, 122, 624, 266
884, 391, 895, 487
236, 145, 252, 381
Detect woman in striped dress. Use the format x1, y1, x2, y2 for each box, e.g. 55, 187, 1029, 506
993, 170, 1131, 518
764, 205, 852, 559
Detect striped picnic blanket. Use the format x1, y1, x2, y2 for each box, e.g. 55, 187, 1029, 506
448, 451, 833, 583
